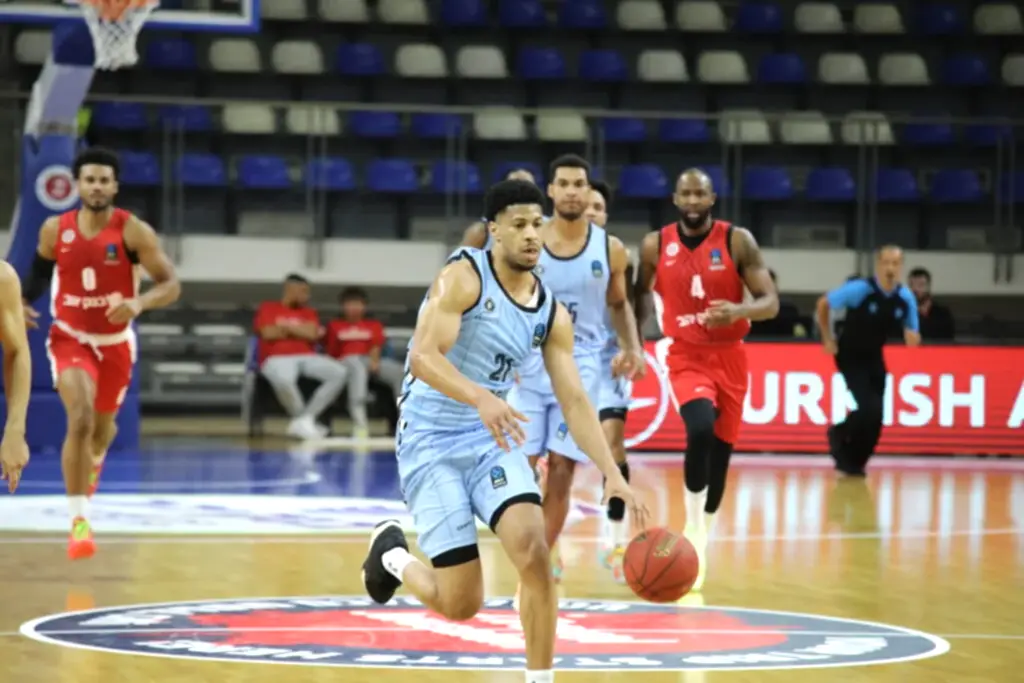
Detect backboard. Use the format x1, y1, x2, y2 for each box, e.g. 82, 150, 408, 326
0, 0, 260, 33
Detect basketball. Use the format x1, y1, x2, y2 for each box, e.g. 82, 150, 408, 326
623, 527, 700, 603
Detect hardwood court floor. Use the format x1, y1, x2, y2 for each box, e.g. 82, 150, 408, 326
0, 445, 1022, 682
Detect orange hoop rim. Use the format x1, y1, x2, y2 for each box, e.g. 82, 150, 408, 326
79, 0, 159, 21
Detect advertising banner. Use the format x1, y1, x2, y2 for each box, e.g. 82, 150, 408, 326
625, 341, 1024, 455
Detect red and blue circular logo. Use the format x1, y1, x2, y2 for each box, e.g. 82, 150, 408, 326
20, 596, 948, 671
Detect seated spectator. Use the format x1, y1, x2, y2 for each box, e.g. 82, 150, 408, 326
908, 267, 955, 341
750, 269, 808, 338
254, 274, 350, 440
325, 287, 405, 424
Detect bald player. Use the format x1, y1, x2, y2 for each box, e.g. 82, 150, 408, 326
0, 262, 31, 493
635, 168, 778, 592
462, 168, 542, 249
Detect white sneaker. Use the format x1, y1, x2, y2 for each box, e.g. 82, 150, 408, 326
287, 415, 324, 440
683, 524, 708, 593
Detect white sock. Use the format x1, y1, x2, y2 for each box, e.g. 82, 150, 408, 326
68, 496, 89, 521
705, 511, 717, 535
610, 517, 629, 546
526, 670, 554, 683
381, 547, 414, 582
684, 487, 707, 532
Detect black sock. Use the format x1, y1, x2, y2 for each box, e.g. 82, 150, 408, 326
606, 461, 630, 521
705, 437, 734, 514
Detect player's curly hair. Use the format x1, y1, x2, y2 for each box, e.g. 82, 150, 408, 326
548, 153, 591, 182
483, 180, 546, 222
73, 147, 120, 180
590, 179, 613, 208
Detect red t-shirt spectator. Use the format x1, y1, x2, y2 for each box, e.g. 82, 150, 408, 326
325, 318, 386, 359
254, 302, 320, 364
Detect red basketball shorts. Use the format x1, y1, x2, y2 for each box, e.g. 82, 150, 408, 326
665, 343, 749, 444
47, 324, 136, 412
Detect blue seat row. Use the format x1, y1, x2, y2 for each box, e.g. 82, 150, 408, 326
114, 150, 1024, 203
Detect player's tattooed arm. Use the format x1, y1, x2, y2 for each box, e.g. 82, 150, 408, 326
543, 303, 629, 483
632, 230, 661, 337
731, 227, 779, 322
125, 217, 182, 312
408, 259, 489, 407
460, 221, 489, 248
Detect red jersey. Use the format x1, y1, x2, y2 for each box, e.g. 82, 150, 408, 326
253, 302, 320, 364
51, 208, 140, 336
325, 318, 385, 358
653, 220, 750, 349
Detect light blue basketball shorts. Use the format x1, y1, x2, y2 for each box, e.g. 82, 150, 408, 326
396, 422, 541, 563
508, 350, 602, 464
597, 348, 632, 419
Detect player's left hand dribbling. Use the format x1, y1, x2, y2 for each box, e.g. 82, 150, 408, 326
106, 298, 143, 324
0, 433, 30, 494
705, 300, 743, 327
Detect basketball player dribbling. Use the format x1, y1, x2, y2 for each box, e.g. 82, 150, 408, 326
509, 155, 645, 597
21, 148, 182, 560
635, 168, 778, 592
361, 180, 648, 683
585, 180, 637, 581
0, 261, 32, 493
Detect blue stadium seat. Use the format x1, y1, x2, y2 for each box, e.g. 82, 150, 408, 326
493, 162, 544, 184
157, 105, 214, 132
145, 38, 198, 70
440, 0, 487, 27
602, 118, 647, 142
579, 49, 629, 82
517, 47, 566, 79
931, 169, 983, 203
1000, 172, 1024, 203
734, 2, 784, 33
117, 151, 160, 187
806, 167, 855, 202
91, 102, 147, 131
964, 120, 1012, 145
916, 4, 964, 35
348, 111, 401, 138
901, 122, 955, 145
499, 0, 547, 27
237, 155, 291, 190
367, 159, 418, 193
757, 54, 807, 84
306, 158, 356, 191
875, 169, 919, 202
176, 154, 226, 187
700, 165, 731, 198
411, 113, 463, 138
942, 55, 990, 85
618, 165, 669, 198
558, 0, 607, 28
431, 160, 482, 193
743, 166, 793, 200
336, 44, 385, 76
658, 119, 712, 143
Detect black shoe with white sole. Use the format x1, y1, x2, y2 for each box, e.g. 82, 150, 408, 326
361, 519, 408, 604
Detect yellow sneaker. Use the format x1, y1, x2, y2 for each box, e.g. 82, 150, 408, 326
683, 524, 708, 593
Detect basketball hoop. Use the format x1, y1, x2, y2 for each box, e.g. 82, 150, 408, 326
76, 0, 159, 70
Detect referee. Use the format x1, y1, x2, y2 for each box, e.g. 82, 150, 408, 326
815, 245, 921, 476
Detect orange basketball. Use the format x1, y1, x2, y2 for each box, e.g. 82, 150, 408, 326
623, 527, 699, 603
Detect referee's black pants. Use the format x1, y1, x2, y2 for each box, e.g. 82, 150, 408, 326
832, 352, 886, 473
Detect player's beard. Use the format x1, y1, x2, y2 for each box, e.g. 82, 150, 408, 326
555, 204, 583, 222
83, 198, 111, 212
507, 254, 537, 273
679, 209, 711, 230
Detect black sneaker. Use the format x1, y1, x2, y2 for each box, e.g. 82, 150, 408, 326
361, 519, 408, 604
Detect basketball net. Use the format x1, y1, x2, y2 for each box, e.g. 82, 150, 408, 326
78, 0, 159, 70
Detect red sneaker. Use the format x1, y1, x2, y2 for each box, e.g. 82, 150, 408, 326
67, 517, 96, 561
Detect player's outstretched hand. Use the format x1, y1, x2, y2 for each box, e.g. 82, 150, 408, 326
476, 391, 529, 452
0, 432, 29, 494
603, 474, 650, 532
106, 298, 143, 324
22, 302, 40, 330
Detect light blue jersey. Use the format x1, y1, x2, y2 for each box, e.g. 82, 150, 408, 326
396, 246, 555, 561
509, 223, 611, 462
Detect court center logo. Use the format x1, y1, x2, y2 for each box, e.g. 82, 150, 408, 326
20, 596, 948, 672
35, 165, 79, 212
